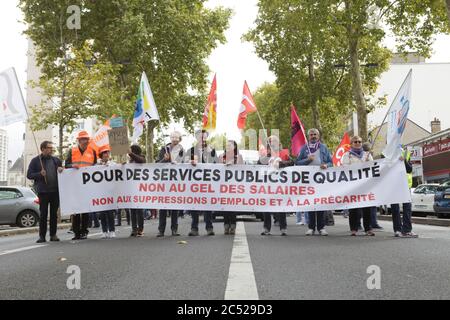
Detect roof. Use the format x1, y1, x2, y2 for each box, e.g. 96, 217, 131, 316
9, 155, 24, 172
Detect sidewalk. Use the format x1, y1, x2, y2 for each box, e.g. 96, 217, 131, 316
0, 223, 72, 237
377, 215, 450, 227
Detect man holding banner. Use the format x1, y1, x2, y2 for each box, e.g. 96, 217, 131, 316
185, 129, 218, 236
65, 130, 98, 240
295, 128, 333, 236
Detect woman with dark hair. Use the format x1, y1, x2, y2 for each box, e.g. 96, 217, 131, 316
128, 144, 146, 237
219, 140, 244, 235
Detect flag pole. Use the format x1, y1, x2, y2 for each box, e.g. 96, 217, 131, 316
370, 68, 412, 150
12, 67, 47, 185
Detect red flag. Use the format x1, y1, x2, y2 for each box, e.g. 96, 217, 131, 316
332, 132, 351, 166
202, 74, 217, 130
237, 81, 257, 129
290, 105, 307, 156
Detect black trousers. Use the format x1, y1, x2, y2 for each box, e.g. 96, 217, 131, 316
264, 213, 287, 231
72, 213, 89, 236
131, 209, 144, 231
223, 212, 237, 225
349, 207, 372, 232
158, 210, 179, 233
99, 211, 115, 233
38, 192, 59, 238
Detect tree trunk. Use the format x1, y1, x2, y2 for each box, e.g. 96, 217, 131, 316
308, 53, 322, 134
346, 1, 368, 141
59, 124, 64, 158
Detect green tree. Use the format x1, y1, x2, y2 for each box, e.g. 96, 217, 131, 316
29, 42, 127, 156
20, 0, 232, 160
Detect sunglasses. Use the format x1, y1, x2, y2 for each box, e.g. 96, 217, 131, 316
352, 141, 362, 144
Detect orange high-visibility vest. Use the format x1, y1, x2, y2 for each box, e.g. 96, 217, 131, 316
72, 145, 96, 168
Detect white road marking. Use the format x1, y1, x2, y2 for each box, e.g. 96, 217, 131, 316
225, 221, 259, 300
0, 244, 48, 256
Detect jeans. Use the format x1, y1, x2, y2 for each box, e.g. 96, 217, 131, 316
190, 211, 213, 231
264, 213, 287, 231
72, 213, 89, 236
89, 212, 100, 227
223, 212, 237, 226
159, 210, 179, 233
370, 206, 380, 228
99, 211, 115, 233
38, 192, 59, 238
296, 212, 302, 223
130, 209, 144, 232
308, 211, 325, 231
391, 203, 412, 233
349, 207, 372, 232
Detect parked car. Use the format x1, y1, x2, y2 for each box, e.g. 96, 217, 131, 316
434, 185, 450, 218
0, 186, 40, 227
410, 184, 440, 216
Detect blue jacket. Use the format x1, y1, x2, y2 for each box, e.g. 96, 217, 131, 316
26, 155, 62, 194
295, 143, 333, 167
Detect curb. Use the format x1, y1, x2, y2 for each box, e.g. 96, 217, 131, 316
378, 215, 450, 227
0, 223, 72, 237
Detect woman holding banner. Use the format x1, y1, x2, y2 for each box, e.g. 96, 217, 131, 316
259, 135, 288, 236
219, 140, 244, 235
128, 144, 146, 237
156, 131, 184, 237
341, 136, 375, 236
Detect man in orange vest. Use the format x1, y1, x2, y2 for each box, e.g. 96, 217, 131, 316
65, 130, 97, 240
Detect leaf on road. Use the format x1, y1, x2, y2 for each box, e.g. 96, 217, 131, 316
177, 241, 188, 245
58, 257, 67, 262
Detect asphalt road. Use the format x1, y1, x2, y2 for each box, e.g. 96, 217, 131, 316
0, 215, 449, 300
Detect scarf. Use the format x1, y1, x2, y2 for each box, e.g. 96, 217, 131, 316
349, 147, 364, 159
308, 141, 321, 154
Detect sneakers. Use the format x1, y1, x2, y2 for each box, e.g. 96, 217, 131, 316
79, 233, 88, 240
71, 234, 81, 240
351, 231, 357, 236
171, 230, 180, 236
372, 225, 384, 230
137, 230, 144, 237
156, 232, 164, 237
109, 231, 116, 238
224, 224, 230, 235
261, 229, 271, 236
401, 232, 419, 238
36, 237, 46, 243
296, 222, 304, 226
306, 229, 314, 236
394, 231, 402, 237
50, 236, 60, 242
319, 229, 328, 236
207, 229, 215, 236
130, 230, 137, 237
229, 225, 236, 235
280, 229, 287, 236
366, 231, 375, 236
101, 232, 108, 239
188, 230, 199, 236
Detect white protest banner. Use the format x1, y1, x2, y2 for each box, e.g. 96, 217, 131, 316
58, 160, 411, 217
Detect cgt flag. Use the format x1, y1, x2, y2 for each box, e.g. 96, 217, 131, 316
132, 72, 160, 142
202, 74, 217, 131
0, 67, 27, 126
382, 69, 412, 160
333, 132, 351, 166
290, 104, 307, 156
237, 81, 257, 129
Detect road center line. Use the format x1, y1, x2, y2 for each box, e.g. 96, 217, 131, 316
225, 221, 259, 300
0, 244, 48, 256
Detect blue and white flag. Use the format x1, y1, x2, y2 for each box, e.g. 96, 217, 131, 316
382, 69, 412, 160
131, 72, 160, 142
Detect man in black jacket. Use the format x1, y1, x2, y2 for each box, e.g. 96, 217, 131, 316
26, 141, 63, 243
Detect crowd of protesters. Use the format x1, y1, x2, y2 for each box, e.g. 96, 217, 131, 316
26, 127, 418, 243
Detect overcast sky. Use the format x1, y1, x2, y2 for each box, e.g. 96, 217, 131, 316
1, 0, 450, 163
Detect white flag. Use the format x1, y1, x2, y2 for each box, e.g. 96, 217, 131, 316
0, 67, 27, 126
382, 69, 412, 160
131, 72, 159, 142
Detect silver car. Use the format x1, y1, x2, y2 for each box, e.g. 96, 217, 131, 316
0, 186, 40, 228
